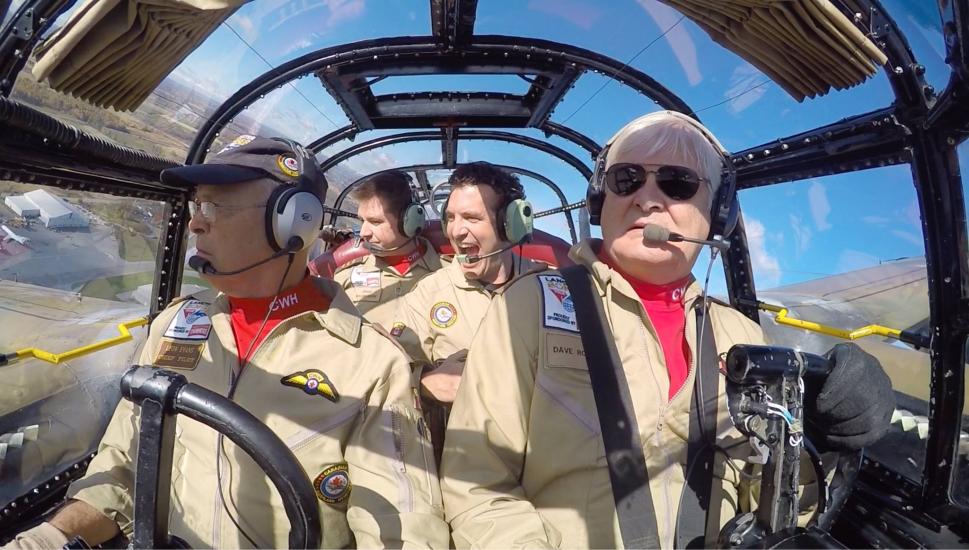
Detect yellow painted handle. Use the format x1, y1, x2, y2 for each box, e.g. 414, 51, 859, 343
758, 302, 903, 341
6, 317, 149, 365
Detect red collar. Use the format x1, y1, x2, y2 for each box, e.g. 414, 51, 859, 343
382, 241, 427, 276
597, 252, 689, 311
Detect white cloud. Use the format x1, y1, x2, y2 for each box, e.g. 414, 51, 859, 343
637, 0, 702, 85
890, 229, 924, 248
789, 214, 811, 256
233, 14, 258, 42
836, 249, 880, 273
807, 180, 831, 231
862, 215, 890, 225
725, 63, 768, 113
745, 217, 782, 288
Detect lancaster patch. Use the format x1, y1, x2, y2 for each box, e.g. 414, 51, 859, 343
430, 301, 457, 328
314, 463, 351, 504
281, 369, 339, 402
163, 299, 212, 341
538, 275, 578, 333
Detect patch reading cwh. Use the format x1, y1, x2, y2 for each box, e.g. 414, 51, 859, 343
153, 340, 204, 370
538, 275, 578, 332
314, 463, 351, 504
430, 301, 457, 328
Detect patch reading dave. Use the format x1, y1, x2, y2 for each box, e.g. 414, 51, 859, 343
538, 275, 578, 333
163, 299, 212, 341
153, 341, 204, 370
281, 369, 340, 402
314, 463, 351, 504
545, 332, 586, 369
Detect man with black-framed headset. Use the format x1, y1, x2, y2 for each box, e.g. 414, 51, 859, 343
396, 161, 549, 465
3, 136, 448, 549
439, 112, 894, 548
333, 170, 445, 339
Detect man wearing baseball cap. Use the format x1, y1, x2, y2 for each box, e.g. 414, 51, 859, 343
4, 136, 448, 549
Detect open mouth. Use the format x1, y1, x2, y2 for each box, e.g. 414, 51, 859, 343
457, 244, 480, 256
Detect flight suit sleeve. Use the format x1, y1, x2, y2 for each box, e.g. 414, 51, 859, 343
397, 288, 433, 366
344, 333, 449, 548
63, 327, 162, 534
440, 284, 559, 549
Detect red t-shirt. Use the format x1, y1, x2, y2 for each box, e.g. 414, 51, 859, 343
228, 275, 331, 365
382, 242, 427, 276
600, 255, 691, 399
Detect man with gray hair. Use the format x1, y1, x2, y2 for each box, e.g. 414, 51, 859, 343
439, 111, 894, 548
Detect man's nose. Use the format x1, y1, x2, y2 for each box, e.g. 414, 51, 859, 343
359, 223, 373, 240
187, 211, 208, 234
633, 174, 665, 212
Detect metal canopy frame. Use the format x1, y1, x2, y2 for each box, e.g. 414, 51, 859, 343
0, 0, 967, 535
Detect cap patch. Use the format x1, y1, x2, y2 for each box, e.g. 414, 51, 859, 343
281, 369, 339, 402
430, 301, 457, 328
314, 463, 351, 504
217, 134, 256, 155
277, 154, 300, 178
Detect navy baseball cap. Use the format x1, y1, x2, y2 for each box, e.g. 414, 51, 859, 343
160, 135, 325, 197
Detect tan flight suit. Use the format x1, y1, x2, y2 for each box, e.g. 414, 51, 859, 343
397, 255, 548, 465
441, 239, 773, 549
332, 237, 445, 340
67, 278, 448, 549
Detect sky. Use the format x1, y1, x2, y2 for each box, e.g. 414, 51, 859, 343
93, 0, 958, 297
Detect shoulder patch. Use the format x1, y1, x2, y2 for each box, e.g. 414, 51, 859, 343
350, 265, 381, 288
537, 274, 578, 333
430, 301, 457, 328
163, 299, 212, 340
369, 321, 412, 361
314, 463, 351, 504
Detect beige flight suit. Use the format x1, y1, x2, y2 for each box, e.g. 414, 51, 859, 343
440, 239, 773, 549
332, 237, 445, 340
66, 278, 449, 549
397, 256, 547, 366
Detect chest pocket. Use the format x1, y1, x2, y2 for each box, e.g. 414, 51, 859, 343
348, 267, 382, 302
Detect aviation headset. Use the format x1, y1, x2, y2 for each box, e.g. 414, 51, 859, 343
586, 111, 739, 240
440, 165, 534, 244
264, 138, 327, 253
385, 171, 427, 238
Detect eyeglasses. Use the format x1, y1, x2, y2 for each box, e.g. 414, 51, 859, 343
604, 164, 709, 201
188, 200, 266, 222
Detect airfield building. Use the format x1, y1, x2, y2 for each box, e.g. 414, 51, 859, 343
4, 195, 40, 218
8, 190, 88, 229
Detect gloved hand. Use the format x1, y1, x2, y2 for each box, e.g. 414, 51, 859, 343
805, 342, 895, 452
1, 522, 69, 550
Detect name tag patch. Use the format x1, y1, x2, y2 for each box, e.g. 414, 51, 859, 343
163, 299, 211, 341
153, 340, 204, 370
545, 332, 586, 369
350, 267, 381, 288
538, 275, 578, 332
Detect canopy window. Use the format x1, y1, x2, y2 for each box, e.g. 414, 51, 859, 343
660, 0, 889, 100
31, 0, 244, 111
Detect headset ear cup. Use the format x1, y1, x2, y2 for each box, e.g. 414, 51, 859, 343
503, 199, 534, 244
271, 189, 324, 252
439, 195, 449, 234
265, 185, 293, 251
586, 184, 604, 226
400, 203, 426, 238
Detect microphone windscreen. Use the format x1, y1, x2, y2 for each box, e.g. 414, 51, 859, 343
642, 224, 671, 243
187, 255, 210, 273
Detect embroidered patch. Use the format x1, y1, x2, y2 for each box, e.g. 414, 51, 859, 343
281, 369, 340, 402
163, 300, 212, 341
217, 134, 255, 154
545, 332, 586, 369
430, 301, 457, 328
153, 340, 204, 370
350, 266, 381, 288
277, 154, 300, 178
314, 463, 351, 504
390, 321, 406, 338
538, 275, 578, 333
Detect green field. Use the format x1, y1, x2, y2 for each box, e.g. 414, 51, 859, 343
81, 272, 207, 301
116, 227, 156, 262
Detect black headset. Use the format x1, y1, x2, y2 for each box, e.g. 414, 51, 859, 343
264, 138, 327, 252
586, 112, 739, 240
440, 168, 534, 244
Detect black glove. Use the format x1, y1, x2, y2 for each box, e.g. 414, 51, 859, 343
805, 342, 895, 452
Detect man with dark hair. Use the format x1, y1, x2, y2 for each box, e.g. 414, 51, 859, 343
399, 161, 547, 464
333, 170, 444, 338
4, 137, 448, 549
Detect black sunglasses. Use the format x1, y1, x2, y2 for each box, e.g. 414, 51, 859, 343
604, 163, 708, 201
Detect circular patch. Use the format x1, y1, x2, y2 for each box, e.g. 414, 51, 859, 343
430, 301, 457, 328
314, 464, 351, 504
276, 154, 300, 178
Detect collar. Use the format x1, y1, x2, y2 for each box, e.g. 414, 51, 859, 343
374, 237, 443, 276
444, 252, 546, 291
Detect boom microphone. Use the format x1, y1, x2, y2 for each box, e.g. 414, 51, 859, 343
642, 223, 729, 251
455, 241, 521, 265
188, 238, 301, 276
